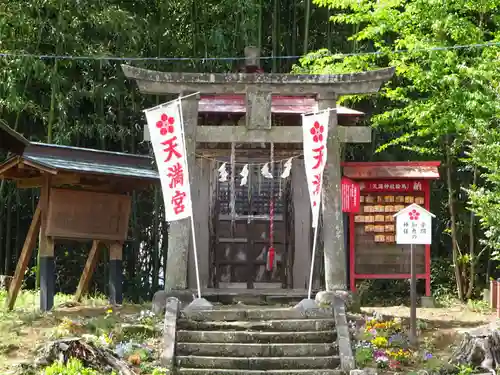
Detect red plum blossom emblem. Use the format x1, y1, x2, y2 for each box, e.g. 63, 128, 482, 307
156, 113, 175, 136
408, 209, 420, 221
310, 121, 324, 143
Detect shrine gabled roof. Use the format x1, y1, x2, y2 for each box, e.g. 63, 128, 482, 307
342, 161, 441, 179
0, 142, 159, 181
198, 95, 364, 115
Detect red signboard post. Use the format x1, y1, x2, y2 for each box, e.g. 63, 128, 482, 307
342, 161, 441, 299
341, 177, 360, 213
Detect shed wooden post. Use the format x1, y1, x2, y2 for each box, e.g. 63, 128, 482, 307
318, 93, 347, 291
109, 241, 123, 305
6, 201, 41, 310
164, 93, 200, 291
39, 175, 55, 311
75, 240, 101, 302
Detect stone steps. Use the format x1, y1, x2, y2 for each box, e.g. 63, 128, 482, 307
177, 330, 337, 343
180, 307, 333, 321
177, 370, 344, 375
177, 318, 336, 331
175, 307, 341, 374
176, 342, 337, 357
176, 356, 341, 370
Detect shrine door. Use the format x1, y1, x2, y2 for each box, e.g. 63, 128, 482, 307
211, 164, 293, 289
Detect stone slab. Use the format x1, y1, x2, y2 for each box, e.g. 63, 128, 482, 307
176, 342, 337, 357
350, 369, 377, 375
160, 297, 180, 369
177, 369, 344, 375
177, 318, 335, 332
184, 298, 213, 312
152, 290, 195, 316
420, 296, 435, 308
332, 295, 355, 372
177, 330, 336, 343
294, 298, 320, 312
181, 307, 333, 321
176, 355, 340, 370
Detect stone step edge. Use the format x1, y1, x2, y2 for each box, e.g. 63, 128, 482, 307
175, 342, 338, 356
177, 369, 344, 375
177, 318, 336, 323
176, 342, 336, 346
176, 355, 340, 361
177, 330, 336, 335
181, 307, 333, 312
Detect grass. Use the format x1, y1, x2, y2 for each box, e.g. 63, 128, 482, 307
0, 290, 146, 374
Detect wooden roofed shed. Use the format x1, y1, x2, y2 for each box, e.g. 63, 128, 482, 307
0, 134, 159, 311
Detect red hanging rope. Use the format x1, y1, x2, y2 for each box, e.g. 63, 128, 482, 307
267, 198, 275, 271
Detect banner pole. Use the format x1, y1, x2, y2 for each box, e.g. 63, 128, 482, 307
177, 97, 202, 299
307, 219, 320, 299
189, 214, 202, 299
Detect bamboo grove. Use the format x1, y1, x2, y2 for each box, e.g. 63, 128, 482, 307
1, 0, 500, 303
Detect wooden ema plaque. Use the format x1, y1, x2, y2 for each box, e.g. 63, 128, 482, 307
349, 179, 432, 296
46, 188, 131, 241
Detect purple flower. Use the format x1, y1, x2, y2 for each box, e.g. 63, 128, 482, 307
424, 352, 433, 360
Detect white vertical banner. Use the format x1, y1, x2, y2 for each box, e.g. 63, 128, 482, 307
145, 99, 192, 222
302, 110, 330, 228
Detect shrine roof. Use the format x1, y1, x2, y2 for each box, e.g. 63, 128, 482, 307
198, 95, 364, 115
342, 161, 441, 179
0, 123, 30, 155
0, 142, 159, 181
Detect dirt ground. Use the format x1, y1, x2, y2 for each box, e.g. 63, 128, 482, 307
0, 304, 144, 374
362, 305, 497, 327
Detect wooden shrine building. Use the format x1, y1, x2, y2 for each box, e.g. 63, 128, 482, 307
122, 47, 396, 295
0, 135, 159, 311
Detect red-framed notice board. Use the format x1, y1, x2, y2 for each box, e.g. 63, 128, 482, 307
341, 161, 441, 297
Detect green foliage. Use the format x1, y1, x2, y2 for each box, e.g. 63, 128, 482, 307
40, 358, 111, 375
355, 346, 373, 367
150, 368, 169, 375
0, 0, 351, 302
296, 0, 500, 298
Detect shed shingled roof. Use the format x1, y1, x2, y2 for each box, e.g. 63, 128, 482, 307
0, 141, 159, 181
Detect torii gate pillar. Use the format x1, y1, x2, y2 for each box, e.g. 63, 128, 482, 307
122, 61, 394, 293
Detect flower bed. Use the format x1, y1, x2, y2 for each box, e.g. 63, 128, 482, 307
354, 313, 442, 373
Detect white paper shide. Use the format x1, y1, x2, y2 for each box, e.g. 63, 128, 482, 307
302, 110, 329, 228
145, 100, 192, 221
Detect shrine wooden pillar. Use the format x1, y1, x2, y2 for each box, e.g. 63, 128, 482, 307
318, 93, 346, 291
164, 93, 200, 291
109, 241, 123, 305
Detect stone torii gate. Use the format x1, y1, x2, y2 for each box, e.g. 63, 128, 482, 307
122, 52, 394, 295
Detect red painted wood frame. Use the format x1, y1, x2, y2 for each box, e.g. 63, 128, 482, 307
348, 179, 432, 296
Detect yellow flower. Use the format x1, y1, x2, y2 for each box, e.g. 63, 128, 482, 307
371, 336, 388, 348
